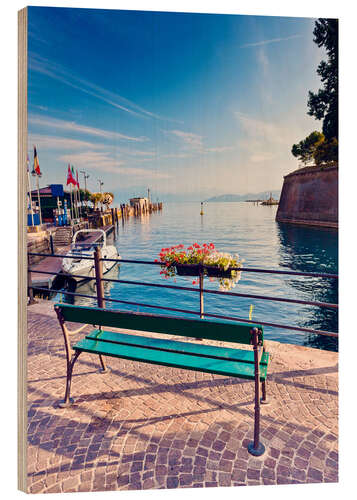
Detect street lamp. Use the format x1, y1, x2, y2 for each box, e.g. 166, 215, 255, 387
80, 170, 89, 192
98, 179, 104, 211
80, 170, 90, 212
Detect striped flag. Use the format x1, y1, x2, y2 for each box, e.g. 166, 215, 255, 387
71, 166, 79, 187
33, 146, 41, 175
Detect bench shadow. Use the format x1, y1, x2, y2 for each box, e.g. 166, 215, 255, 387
27, 384, 338, 487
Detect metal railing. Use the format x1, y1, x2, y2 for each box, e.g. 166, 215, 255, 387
27, 249, 338, 339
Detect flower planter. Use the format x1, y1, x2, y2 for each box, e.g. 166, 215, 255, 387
204, 266, 234, 278
175, 264, 200, 276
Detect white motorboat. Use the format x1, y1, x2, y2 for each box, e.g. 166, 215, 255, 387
61, 229, 120, 282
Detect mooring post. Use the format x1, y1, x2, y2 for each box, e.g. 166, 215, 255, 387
49, 232, 54, 255
27, 254, 36, 305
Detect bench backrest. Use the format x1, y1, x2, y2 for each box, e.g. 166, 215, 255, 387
55, 304, 263, 345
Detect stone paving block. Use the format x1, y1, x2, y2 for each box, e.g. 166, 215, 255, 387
26, 300, 339, 493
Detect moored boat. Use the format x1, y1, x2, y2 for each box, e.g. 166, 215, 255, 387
61, 229, 120, 282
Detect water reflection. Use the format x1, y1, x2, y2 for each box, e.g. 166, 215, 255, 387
277, 223, 338, 351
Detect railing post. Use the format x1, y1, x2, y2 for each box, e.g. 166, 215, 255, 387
199, 265, 204, 319
94, 246, 105, 308
93, 246, 108, 372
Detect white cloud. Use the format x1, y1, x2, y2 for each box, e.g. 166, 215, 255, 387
168, 130, 204, 149
235, 112, 284, 143
29, 53, 180, 123
165, 129, 235, 155
58, 151, 170, 180
59, 151, 124, 170
204, 146, 235, 153
240, 34, 302, 48
29, 134, 107, 151
249, 152, 276, 162
29, 115, 148, 142
161, 153, 192, 159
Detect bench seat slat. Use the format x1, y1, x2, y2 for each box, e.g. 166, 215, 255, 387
85, 329, 269, 365
73, 338, 269, 381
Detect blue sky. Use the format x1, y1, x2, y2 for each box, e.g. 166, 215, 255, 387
28, 7, 324, 202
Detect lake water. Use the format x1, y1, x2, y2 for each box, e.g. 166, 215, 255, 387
67, 202, 338, 351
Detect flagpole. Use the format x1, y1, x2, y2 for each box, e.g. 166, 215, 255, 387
70, 184, 73, 221
73, 181, 78, 219
33, 145, 42, 225
76, 183, 80, 219
36, 174, 42, 225
73, 167, 79, 220
27, 163, 34, 226
76, 170, 82, 219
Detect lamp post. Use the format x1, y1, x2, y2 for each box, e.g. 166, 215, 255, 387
98, 179, 104, 211
80, 170, 89, 212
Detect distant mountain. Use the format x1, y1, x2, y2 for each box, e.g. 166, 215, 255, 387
205, 191, 281, 203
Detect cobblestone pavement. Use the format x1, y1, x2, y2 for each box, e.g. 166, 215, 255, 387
26, 300, 338, 493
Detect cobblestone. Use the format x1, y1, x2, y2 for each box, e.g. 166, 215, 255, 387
26, 300, 338, 493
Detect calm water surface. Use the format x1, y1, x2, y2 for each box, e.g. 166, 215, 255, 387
67, 202, 338, 351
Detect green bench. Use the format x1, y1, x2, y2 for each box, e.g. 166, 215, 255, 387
54, 303, 270, 456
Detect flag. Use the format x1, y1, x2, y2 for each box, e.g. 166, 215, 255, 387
26, 154, 30, 172
66, 164, 76, 186
33, 146, 41, 175
71, 166, 79, 187
76, 169, 79, 188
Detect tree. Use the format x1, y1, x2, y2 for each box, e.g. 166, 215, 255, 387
313, 137, 338, 166
90, 192, 103, 210
79, 188, 91, 202
307, 19, 338, 141
291, 131, 325, 165
102, 192, 114, 211
291, 19, 338, 167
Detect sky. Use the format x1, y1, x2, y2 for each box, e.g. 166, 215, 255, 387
27, 6, 325, 203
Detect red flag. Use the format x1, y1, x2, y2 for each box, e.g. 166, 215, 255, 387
76, 169, 80, 188
66, 164, 76, 186
33, 146, 41, 175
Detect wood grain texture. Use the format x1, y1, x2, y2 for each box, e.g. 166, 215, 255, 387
18, 6, 28, 493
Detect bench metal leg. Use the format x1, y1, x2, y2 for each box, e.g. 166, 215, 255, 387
247, 381, 265, 456
247, 328, 266, 457
98, 354, 110, 373
58, 351, 81, 408
260, 379, 270, 405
